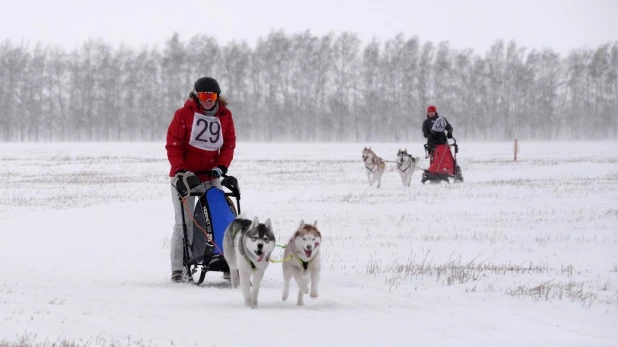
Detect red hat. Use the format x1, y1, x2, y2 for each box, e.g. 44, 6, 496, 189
427, 105, 437, 113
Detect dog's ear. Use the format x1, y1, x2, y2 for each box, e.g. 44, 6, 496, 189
299, 219, 305, 229
313, 220, 318, 227
252, 216, 259, 228
265, 218, 272, 230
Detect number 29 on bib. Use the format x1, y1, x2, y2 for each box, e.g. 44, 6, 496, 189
189, 113, 223, 151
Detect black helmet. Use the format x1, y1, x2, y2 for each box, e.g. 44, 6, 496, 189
194, 77, 221, 94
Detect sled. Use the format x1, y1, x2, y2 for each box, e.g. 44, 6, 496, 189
174, 173, 241, 285
422, 137, 464, 184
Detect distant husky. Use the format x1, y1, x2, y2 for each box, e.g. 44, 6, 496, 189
362, 147, 386, 188
223, 216, 276, 308
396, 149, 419, 187
282, 220, 322, 306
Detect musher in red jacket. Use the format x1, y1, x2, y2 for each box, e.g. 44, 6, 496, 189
166, 77, 236, 282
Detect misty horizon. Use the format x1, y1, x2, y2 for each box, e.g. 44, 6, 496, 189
0, 30, 617, 142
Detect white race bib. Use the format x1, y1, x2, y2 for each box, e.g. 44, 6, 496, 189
188, 113, 223, 151
431, 116, 448, 133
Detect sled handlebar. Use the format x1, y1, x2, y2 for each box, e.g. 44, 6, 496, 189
193, 173, 240, 199
192, 171, 230, 176
424, 137, 457, 148
173, 172, 241, 199
424, 137, 459, 155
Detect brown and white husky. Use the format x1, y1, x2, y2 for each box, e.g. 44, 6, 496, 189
282, 220, 322, 306
362, 147, 386, 188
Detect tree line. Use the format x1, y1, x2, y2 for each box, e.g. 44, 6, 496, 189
1, 31, 616, 142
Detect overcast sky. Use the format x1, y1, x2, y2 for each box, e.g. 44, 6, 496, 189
2, 0, 616, 55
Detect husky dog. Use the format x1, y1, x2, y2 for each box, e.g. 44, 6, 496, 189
362, 147, 386, 188
223, 216, 276, 308
396, 148, 419, 187
282, 220, 322, 306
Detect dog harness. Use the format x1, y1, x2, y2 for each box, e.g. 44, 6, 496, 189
247, 258, 257, 270
231, 227, 259, 270
292, 244, 316, 270
397, 155, 413, 173
365, 156, 381, 171
299, 257, 309, 270
244, 251, 271, 270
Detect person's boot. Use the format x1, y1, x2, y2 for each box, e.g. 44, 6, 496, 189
171, 270, 182, 282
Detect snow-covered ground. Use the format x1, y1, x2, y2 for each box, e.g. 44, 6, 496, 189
1, 141, 617, 347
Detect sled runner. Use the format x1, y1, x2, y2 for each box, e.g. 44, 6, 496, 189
422, 137, 464, 184
174, 173, 241, 285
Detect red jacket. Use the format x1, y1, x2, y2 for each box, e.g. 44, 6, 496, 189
166, 97, 236, 181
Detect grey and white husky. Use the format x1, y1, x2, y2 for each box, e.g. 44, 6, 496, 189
223, 216, 276, 308
362, 147, 386, 188
396, 148, 419, 187
282, 220, 322, 306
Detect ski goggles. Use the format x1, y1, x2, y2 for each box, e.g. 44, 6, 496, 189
196, 91, 218, 102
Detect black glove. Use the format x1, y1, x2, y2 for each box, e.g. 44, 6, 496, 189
173, 170, 199, 196
447, 132, 453, 139
174, 169, 196, 180
206, 165, 228, 178
221, 176, 240, 198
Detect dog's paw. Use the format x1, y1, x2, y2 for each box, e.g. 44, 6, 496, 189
310, 289, 318, 298
251, 298, 258, 308
296, 299, 304, 306
300, 284, 309, 295
282, 290, 289, 301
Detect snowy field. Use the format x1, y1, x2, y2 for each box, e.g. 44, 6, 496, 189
0, 141, 617, 347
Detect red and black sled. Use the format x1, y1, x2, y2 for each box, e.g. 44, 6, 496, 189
422, 137, 464, 184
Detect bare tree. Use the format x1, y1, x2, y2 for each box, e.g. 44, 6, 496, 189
331, 32, 360, 141
0, 33, 616, 142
